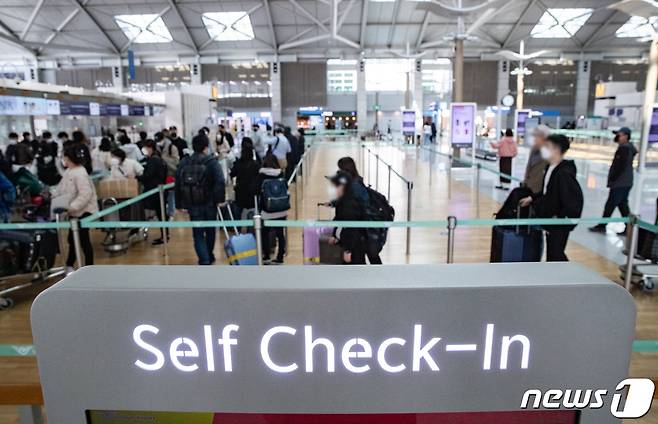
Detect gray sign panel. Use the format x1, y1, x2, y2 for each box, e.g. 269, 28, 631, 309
32, 263, 636, 424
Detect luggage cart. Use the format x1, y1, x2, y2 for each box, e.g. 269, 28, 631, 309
99, 198, 148, 253
0, 229, 65, 310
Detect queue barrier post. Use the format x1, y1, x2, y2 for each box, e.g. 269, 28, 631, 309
447, 155, 453, 199
475, 163, 481, 219
375, 153, 380, 191
254, 214, 264, 266
406, 181, 413, 256
624, 215, 639, 291
446, 215, 457, 264
294, 176, 299, 219
429, 147, 433, 187
387, 164, 392, 201
70, 218, 84, 269
158, 184, 170, 265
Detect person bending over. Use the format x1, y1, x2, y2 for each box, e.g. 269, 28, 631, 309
327, 170, 368, 265
520, 134, 583, 262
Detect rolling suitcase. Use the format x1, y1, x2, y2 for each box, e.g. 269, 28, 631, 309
303, 203, 333, 265
319, 233, 344, 264
218, 204, 258, 265
490, 207, 543, 263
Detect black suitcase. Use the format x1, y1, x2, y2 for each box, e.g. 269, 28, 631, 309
490, 225, 544, 262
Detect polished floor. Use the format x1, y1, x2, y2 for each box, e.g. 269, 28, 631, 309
0, 139, 657, 423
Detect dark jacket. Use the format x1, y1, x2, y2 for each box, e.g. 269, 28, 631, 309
285, 133, 302, 174
138, 154, 167, 210
333, 181, 367, 253
6, 141, 34, 166
532, 160, 584, 231
175, 152, 226, 208
36, 140, 61, 186
230, 157, 261, 209
171, 136, 188, 159
608, 143, 637, 188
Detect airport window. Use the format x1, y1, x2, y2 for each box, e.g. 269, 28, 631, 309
365, 58, 412, 91
114, 14, 173, 43
616, 16, 658, 38
422, 69, 451, 93
202, 12, 255, 41
327, 70, 356, 92
530, 8, 592, 38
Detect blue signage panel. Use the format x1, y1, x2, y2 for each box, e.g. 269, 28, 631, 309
129, 105, 145, 116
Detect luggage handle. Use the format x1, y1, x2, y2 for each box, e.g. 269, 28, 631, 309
217, 204, 237, 239
225, 202, 239, 235
515, 202, 536, 234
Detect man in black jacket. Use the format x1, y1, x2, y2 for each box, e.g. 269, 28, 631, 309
589, 127, 637, 235
520, 134, 584, 262
138, 139, 168, 245
168, 126, 188, 159
327, 171, 367, 264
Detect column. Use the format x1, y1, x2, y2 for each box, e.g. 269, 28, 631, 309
453, 39, 464, 102
574, 60, 591, 119
112, 59, 125, 91
270, 62, 282, 124
356, 60, 367, 135
190, 63, 201, 85
496, 60, 510, 102
413, 59, 424, 135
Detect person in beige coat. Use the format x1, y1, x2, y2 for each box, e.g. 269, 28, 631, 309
523, 125, 551, 194
54, 145, 99, 272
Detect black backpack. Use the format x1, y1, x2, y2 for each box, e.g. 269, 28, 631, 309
179, 157, 212, 208
364, 187, 395, 253
260, 177, 290, 213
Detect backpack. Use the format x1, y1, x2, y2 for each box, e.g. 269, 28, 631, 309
260, 177, 290, 213
364, 187, 395, 253
179, 157, 212, 208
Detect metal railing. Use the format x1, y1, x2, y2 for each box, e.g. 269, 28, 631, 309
361, 144, 414, 255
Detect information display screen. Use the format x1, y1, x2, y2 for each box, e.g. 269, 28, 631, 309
515, 110, 530, 138
402, 110, 416, 136
450, 103, 476, 147
87, 411, 579, 424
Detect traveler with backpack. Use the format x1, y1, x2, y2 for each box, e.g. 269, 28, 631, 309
230, 138, 260, 219
138, 140, 168, 246
265, 127, 291, 170
6, 131, 34, 171
519, 134, 584, 262
36, 131, 61, 186
118, 134, 144, 163
283, 126, 301, 179
70, 131, 93, 175
175, 134, 226, 265
335, 156, 392, 264
256, 151, 289, 264
326, 170, 368, 264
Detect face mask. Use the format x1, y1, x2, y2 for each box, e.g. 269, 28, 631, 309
327, 185, 338, 200
540, 146, 552, 161
110, 158, 120, 166
141, 147, 150, 156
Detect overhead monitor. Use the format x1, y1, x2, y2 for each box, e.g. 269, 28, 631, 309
32, 264, 636, 424
450, 103, 476, 147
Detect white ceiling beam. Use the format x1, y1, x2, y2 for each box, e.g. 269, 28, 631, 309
43, 2, 86, 46
263, 0, 278, 50
279, 33, 330, 51
70, 0, 120, 54
387, 0, 402, 47
289, 0, 329, 32
167, 0, 199, 54
582, 10, 619, 49
416, 12, 431, 48
337, 0, 357, 30
20, 0, 46, 41
359, 0, 368, 48
502, 0, 536, 48
0, 32, 111, 55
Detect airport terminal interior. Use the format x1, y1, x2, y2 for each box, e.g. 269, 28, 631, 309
2, 0, 658, 423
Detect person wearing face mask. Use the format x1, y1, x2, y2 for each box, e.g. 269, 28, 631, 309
523, 125, 551, 194
169, 126, 189, 159
490, 128, 518, 190
4, 132, 19, 161
138, 140, 168, 245
519, 134, 584, 262
53, 145, 99, 274
91, 137, 113, 173
175, 134, 226, 265
70, 130, 93, 175
109, 148, 144, 179
35, 131, 61, 186
589, 127, 638, 235
326, 170, 368, 265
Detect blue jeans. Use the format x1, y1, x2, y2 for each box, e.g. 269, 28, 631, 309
189, 205, 217, 265
166, 190, 176, 218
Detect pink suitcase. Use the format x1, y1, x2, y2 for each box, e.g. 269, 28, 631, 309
303, 204, 332, 265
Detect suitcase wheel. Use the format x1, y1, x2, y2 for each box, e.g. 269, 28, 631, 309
0, 297, 14, 310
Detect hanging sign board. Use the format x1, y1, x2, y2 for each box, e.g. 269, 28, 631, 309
450, 102, 476, 147
32, 264, 638, 424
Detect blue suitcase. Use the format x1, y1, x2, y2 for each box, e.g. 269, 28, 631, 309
490, 225, 544, 263
218, 205, 258, 265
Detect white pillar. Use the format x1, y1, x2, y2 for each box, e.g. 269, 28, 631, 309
190, 63, 201, 85
356, 60, 367, 135
575, 60, 591, 119
413, 59, 424, 135
270, 62, 282, 124
112, 62, 124, 90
